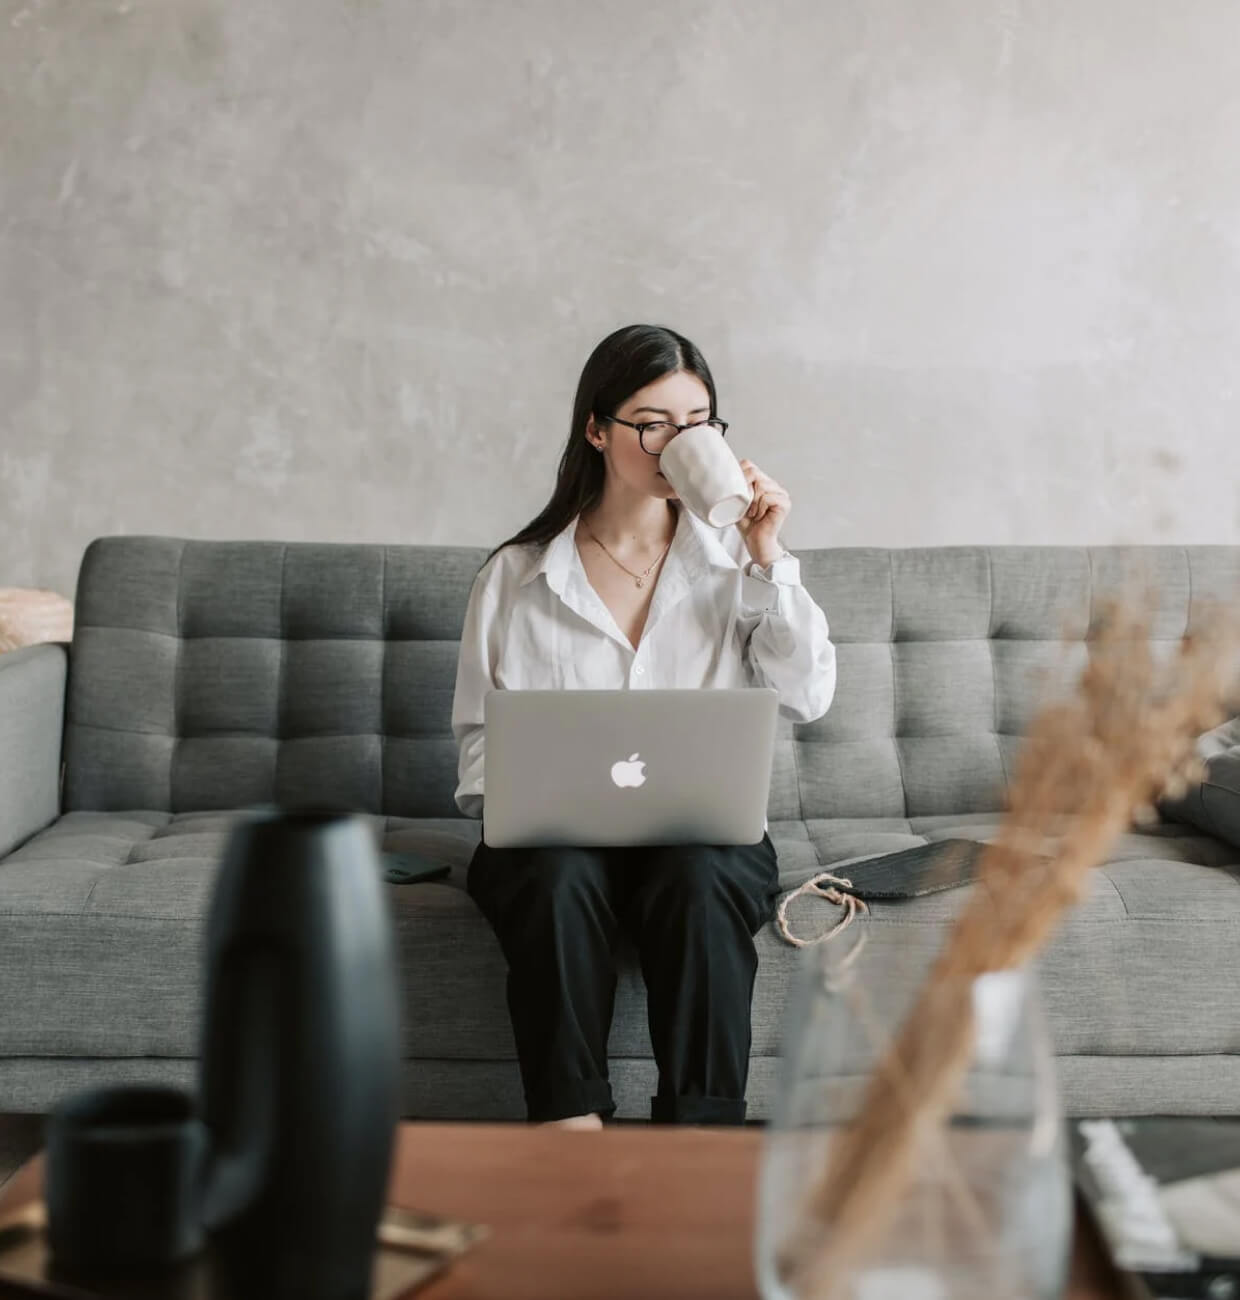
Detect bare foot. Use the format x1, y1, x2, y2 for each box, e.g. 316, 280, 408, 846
541, 1113, 603, 1130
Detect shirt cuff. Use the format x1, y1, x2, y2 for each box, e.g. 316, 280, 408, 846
747, 551, 799, 583
741, 551, 800, 613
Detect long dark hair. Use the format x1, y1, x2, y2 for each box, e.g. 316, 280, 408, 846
484, 324, 717, 565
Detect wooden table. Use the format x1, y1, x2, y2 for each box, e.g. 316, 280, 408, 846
0, 1122, 1123, 1299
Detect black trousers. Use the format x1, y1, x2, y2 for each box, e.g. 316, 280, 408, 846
466, 833, 781, 1125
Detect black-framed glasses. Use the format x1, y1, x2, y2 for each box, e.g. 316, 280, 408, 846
603, 415, 729, 456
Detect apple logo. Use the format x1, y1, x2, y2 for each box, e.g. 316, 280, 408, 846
610, 752, 647, 789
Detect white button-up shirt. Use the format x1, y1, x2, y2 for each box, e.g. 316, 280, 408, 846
451, 504, 837, 818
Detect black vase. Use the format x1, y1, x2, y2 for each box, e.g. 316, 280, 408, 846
198, 808, 401, 1300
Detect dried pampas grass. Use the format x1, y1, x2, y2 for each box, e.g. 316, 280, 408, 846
777, 588, 1240, 1299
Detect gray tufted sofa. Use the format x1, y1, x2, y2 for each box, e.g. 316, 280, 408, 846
1, 537, 1238, 1119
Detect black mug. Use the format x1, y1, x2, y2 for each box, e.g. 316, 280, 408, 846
45, 1084, 207, 1277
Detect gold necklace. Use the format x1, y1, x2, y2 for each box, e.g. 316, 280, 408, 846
581, 522, 673, 589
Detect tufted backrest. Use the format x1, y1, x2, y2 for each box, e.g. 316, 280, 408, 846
63, 537, 1240, 820
776, 546, 1240, 820
64, 537, 486, 817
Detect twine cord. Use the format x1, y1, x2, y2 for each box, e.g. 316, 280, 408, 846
775, 870, 870, 967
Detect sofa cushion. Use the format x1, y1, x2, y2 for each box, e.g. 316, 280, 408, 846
1, 810, 1237, 1066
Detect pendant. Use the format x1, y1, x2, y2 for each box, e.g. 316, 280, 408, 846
635, 578, 644, 588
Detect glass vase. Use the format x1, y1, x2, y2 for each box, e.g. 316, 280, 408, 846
755, 935, 1071, 1300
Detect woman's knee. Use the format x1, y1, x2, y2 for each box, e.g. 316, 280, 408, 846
470, 842, 611, 920
641, 846, 737, 908
639, 843, 778, 930
522, 847, 610, 906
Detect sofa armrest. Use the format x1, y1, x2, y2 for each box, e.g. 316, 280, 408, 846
0, 642, 67, 858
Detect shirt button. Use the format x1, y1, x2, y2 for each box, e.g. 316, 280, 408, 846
634, 665, 645, 676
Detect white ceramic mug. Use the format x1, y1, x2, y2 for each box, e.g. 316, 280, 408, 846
658, 425, 753, 528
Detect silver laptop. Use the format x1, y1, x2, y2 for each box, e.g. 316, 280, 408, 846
482, 688, 779, 848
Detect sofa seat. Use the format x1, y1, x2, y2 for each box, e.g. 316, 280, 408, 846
2, 810, 1237, 1080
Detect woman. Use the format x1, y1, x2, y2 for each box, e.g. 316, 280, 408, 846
451, 324, 836, 1128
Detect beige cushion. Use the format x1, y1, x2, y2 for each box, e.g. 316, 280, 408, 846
0, 588, 73, 653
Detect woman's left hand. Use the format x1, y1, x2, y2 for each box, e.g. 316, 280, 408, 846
736, 460, 792, 567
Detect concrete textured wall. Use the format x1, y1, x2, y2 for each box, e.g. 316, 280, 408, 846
4, 0, 1240, 599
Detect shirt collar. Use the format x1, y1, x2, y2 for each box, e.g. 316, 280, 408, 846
517, 518, 576, 593
517, 504, 740, 593
681, 505, 745, 577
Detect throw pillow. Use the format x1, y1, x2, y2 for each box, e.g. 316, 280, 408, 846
1158, 717, 1240, 849
0, 587, 73, 653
